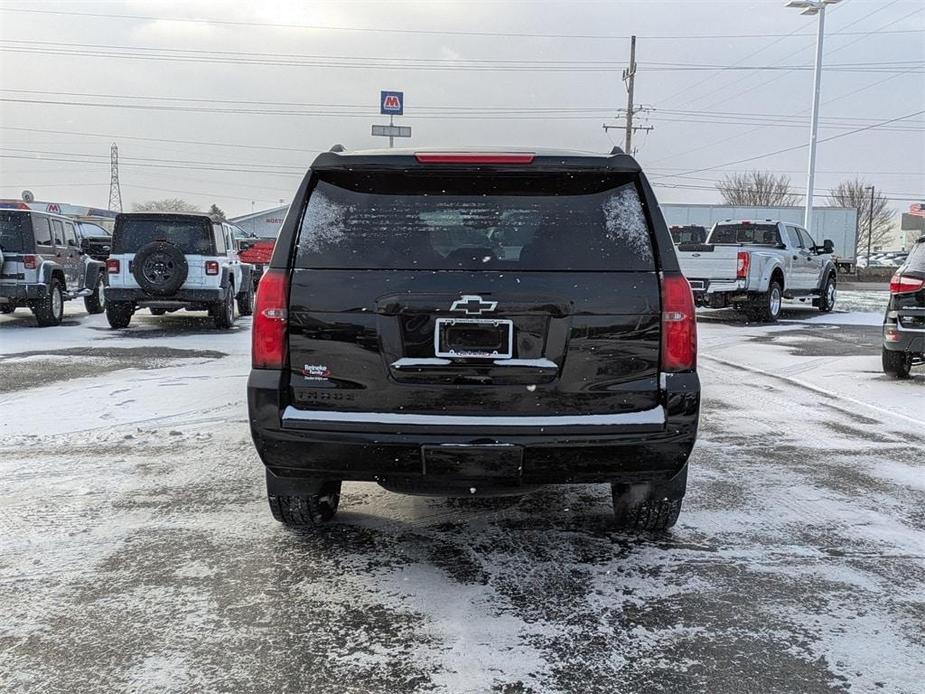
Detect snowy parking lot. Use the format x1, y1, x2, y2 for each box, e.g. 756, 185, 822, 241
1, 296, 923, 693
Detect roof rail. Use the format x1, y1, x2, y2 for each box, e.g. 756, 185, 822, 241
610, 146, 625, 155
329, 144, 346, 152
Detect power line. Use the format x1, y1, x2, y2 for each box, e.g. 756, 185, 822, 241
649, 109, 925, 181
0, 125, 325, 155
0, 39, 920, 73
7, 42, 916, 73
1, 6, 922, 41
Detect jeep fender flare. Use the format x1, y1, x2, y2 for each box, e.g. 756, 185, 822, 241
220, 266, 232, 293
39, 260, 65, 287
237, 264, 253, 297
84, 259, 106, 290
757, 259, 786, 293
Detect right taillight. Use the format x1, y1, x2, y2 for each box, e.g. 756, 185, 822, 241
736, 251, 750, 279
252, 269, 289, 369
106, 258, 120, 274
889, 272, 924, 294
661, 272, 697, 372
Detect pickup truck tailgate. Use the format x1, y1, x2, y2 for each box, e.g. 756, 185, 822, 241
676, 244, 741, 281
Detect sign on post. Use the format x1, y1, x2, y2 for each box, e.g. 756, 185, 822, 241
380, 91, 404, 116
371, 125, 411, 138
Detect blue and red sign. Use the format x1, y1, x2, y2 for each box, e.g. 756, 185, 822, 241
380, 90, 404, 116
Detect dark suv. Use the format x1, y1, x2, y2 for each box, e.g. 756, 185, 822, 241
882, 235, 925, 378
248, 149, 700, 531
0, 208, 106, 325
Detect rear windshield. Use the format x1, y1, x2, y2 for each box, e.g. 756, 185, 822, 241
0, 211, 29, 253
906, 241, 925, 272
670, 226, 706, 244
78, 222, 110, 237
709, 223, 781, 245
113, 217, 213, 254
295, 175, 654, 271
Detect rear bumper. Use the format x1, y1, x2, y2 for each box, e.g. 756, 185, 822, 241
105, 287, 224, 304
247, 369, 700, 486
0, 283, 46, 300
883, 308, 925, 353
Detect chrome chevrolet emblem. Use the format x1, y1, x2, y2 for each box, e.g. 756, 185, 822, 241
450, 294, 497, 315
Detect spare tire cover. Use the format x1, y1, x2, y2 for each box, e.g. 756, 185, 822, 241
132, 242, 189, 296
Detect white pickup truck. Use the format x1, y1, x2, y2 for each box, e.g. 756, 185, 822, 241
676, 219, 838, 322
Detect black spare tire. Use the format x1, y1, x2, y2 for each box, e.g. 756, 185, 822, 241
132, 242, 188, 296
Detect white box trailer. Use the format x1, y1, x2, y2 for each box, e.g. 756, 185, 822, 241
661, 204, 859, 272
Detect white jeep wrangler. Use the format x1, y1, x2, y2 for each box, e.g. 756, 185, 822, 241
104, 213, 253, 329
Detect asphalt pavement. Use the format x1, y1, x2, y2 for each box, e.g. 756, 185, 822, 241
0, 300, 922, 694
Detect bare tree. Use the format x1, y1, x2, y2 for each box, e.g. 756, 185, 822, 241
131, 198, 200, 213
716, 171, 800, 206
827, 178, 894, 255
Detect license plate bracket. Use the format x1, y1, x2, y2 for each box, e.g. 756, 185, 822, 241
434, 317, 514, 359
422, 444, 523, 479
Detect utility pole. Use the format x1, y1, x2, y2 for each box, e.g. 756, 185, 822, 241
603, 37, 652, 156
865, 185, 875, 265
623, 35, 637, 153
108, 143, 122, 212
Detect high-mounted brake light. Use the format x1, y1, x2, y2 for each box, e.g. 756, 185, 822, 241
414, 152, 535, 165
660, 273, 697, 372
889, 272, 924, 294
736, 251, 750, 279
205, 260, 219, 275
106, 258, 120, 274
23, 254, 38, 270
252, 269, 289, 369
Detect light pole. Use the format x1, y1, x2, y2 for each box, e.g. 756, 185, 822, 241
865, 185, 875, 267
785, 0, 841, 237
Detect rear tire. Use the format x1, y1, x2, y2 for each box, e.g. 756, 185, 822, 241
106, 301, 134, 329
0, 304, 15, 314
149, 308, 167, 316
882, 348, 912, 379
746, 280, 783, 323
268, 481, 342, 528
84, 275, 106, 314
237, 280, 254, 316
32, 277, 65, 327
213, 285, 236, 329
612, 466, 687, 532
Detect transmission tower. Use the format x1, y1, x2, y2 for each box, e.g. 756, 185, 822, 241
108, 143, 123, 212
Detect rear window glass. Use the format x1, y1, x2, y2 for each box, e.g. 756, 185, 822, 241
0, 212, 29, 252
906, 241, 925, 272
710, 223, 781, 245
78, 223, 110, 237
670, 226, 707, 244
113, 218, 213, 254
295, 175, 654, 271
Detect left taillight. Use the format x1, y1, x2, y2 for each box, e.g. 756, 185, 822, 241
23, 254, 38, 270
660, 272, 697, 372
736, 251, 750, 279
205, 260, 219, 275
889, 272, 924, 294
106, 258, 120, 274
252, 269, 289, 369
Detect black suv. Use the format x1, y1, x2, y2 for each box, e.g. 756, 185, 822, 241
882, 235, 925, 378
0, 208, 106, 325
248, 149, 700, 531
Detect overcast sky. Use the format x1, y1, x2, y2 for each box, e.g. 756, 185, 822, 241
0, 0, 922, 218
